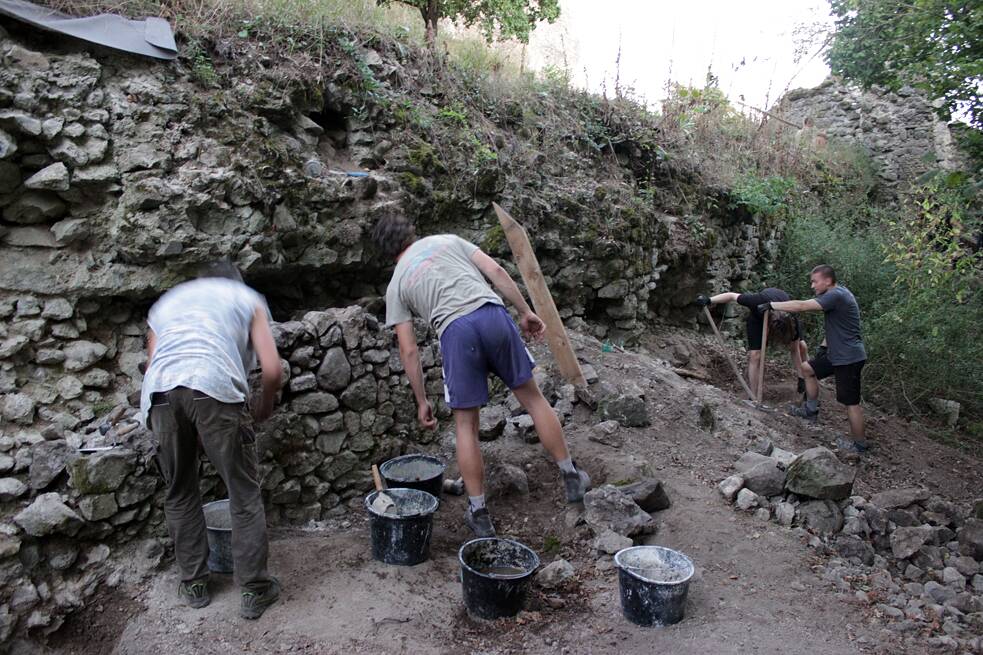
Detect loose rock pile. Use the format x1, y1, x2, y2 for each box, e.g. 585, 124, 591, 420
719, 442, 983, 652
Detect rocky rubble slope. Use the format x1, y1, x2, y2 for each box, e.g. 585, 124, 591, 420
719, 443, 983, 653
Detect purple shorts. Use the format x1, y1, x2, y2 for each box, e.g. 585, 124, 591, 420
439, 303, 536, 409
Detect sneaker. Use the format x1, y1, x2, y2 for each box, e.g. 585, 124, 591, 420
178, 579, 210, 609
563, 464, 591, 503
835, 436, 868, 454
240, 577, 281, 620
464, 506, 496, 538
789, 403, 819, 422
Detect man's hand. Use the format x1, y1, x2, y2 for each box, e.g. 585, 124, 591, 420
696, 295, 711, 307
757, 302, 773, 314
417, 401, 437, 430
519, 311, 546, 340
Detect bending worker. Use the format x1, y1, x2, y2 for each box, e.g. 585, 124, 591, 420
140, 263, 283, 619
697, 287, 808, 398
373, 213, 591, 538
756, 265, 868, 454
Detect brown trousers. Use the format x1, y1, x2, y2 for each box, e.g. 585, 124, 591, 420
149, 387, 271, 591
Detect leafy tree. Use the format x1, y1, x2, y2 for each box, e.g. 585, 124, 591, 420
377, 0, 559, 48
826, 0, 983, 128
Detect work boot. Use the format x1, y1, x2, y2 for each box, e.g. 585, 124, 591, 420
563, 463, 591, 503
789, 403, 819, 422
464, 506, 496, 538
835, 435, 868, 455
240, 577, 281, 620
178, 579, 210, 609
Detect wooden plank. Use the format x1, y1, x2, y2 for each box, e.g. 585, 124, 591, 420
702, 306, 755, 402
756, 310, 770, 403
493, 202, 587, 387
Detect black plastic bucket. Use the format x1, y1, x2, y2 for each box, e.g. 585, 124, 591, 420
365, 488, 439, 566
379, 454, 446, 500
615, 545, 694, 626
202, 499, 233, 574
459, 538, 540, 620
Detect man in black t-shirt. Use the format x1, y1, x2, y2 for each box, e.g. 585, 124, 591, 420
758, 265, 868, 454
697, 288, 808, 399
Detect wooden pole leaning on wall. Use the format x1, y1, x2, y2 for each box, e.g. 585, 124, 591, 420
492, 202, 588, 388
756, 310, 770, 404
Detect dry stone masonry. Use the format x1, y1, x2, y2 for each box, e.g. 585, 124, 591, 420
775, 78, 967, 197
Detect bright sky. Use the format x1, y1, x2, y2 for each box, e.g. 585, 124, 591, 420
524, 0, 833, 112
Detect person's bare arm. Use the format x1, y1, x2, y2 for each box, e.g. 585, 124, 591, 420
470, 249, 546, 339
250, 306, 282, 422
710, 292, 740, 305
145, 330, 156, 369
395, 321, 436, 430
769, 299, 823, 313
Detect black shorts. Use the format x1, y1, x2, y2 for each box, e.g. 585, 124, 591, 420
809, 352, 865, 406
746, 313, 802, 351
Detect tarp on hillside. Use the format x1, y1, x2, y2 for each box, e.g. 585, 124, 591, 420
0, 0, 177, 60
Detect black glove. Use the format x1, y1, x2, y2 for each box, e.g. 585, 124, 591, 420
757, 302, 773, 314
815, 345, 828, 359
696, 294, 712, 307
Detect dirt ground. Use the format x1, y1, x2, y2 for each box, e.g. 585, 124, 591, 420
40, 329, 982, 655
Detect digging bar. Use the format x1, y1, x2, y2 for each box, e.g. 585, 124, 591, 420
702, 306, 756, 402
756, 310, 770, 404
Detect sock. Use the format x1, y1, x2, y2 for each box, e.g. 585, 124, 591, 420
805, 398, 819, 412
557, 458, 576, 474
468, 495, 486, 511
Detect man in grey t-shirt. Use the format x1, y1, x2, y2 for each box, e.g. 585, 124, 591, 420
759, 264, 868, 454
375, 214, 590, 538
141, 263, 283, 618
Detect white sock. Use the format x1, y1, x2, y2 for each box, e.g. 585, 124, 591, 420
557, 458, 576, 474
468, 494, 486, 511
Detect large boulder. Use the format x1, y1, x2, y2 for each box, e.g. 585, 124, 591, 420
795, 499, 844, 535
597, 382, 649, 427
785, 447, 855, 500
619, 478, 671, 513
67, 449, 137, 494
869, 487, 930, 510
583, 484, 655, 537
741, 459, 786, 497
14, 493, 83, 536
958, 518, 983, 560
484, 461, 529, 500
891, 525, 936, 559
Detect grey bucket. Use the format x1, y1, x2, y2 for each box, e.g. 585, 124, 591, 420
614, 545, 694, 626
202, 499, 233, 574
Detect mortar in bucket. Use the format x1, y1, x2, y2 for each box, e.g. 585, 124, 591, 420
379, 454, 446, 500
202, 499, 233, 574
614, 545, 694, 626
459, 538, 540, 620
365, 488, 439, 566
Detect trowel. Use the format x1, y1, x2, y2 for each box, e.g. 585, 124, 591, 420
370, 464, 396, 515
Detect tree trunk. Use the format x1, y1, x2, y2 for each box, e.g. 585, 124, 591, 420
421, 0, 438, 49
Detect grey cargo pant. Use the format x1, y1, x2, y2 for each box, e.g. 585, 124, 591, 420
149, 387, 271, 591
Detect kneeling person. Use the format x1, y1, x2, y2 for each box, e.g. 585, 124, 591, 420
374, 214, 591, 538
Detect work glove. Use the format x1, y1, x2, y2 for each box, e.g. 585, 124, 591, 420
756, 302, 773, 314
815, 345, 828, 359
696, 295, 711, 307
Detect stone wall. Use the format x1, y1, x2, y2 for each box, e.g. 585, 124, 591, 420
775, 78, 967, 196
0, 297, 449, 644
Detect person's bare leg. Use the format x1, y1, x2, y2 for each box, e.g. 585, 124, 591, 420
510, 378, 569, 462
802, 361, 820, 401
453, 408, 484, 497
747, 350, 762, 398
847, 404, 865, 441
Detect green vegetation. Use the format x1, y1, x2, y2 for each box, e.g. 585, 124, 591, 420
777, 173, 983, 429
827, 0, 983, 128
377, 0, 559, 47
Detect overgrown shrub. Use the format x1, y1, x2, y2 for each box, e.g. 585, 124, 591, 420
777, 176, 983, 427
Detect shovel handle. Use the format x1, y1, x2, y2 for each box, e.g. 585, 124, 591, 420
371, 464, 385, 491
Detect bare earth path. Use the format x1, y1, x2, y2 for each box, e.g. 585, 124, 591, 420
42, 330, 980, 655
